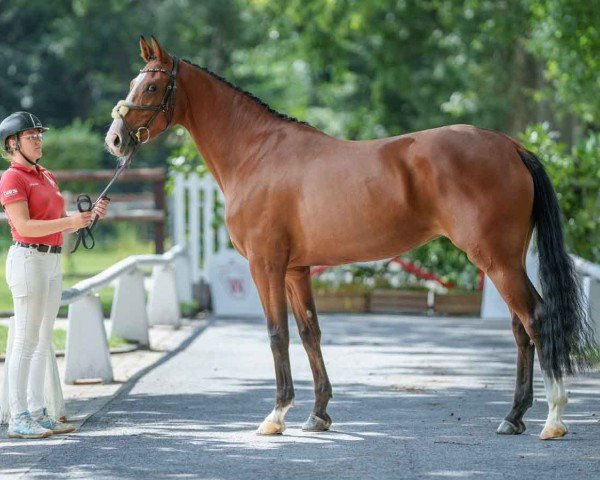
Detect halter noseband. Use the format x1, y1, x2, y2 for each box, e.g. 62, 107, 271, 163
111, 55, 179, 145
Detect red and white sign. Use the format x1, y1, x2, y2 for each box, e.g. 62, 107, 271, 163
208, 250, 263, 317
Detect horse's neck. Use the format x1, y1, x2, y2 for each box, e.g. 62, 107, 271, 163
178, 63, 290, 193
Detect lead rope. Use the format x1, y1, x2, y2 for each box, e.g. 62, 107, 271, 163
70, 149, 137, 253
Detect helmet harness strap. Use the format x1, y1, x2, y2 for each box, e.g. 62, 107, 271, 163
13, 132, 40, 166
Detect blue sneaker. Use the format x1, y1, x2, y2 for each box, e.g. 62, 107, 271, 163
8, 412, 53, 439
33, 408, 75, 435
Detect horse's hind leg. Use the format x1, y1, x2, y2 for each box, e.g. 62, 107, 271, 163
485, 262, 567, 439
540, 371, 568, 440
497, 309, 535, 435
249, 255, 295, 435
286, 267, 333, 431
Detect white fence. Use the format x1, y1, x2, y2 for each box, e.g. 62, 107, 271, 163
1, 244, 191, 424
572, 255, 600, 339
170, 173, 263, 316
172, 173, 229, 286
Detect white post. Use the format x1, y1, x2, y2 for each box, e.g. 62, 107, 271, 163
45, 345, 65, 421
173, 248, 193, 304
110, 269, 150, 346
582, 276, 600, 343
203, 177, 215, 278
189, 174, 201, 283
216, 188, 228, 252
64, 294, 113, 384
147, 264, 182, 327
1, 316, 15, 424
173, 173, 186, 247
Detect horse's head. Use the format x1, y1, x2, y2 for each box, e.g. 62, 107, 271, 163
105, 36, 180, 157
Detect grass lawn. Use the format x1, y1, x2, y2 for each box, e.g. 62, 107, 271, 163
0, 324, 130, 355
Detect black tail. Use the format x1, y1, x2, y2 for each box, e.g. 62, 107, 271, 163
519, 150, 596, 378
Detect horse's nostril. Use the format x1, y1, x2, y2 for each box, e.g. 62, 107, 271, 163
113, 134, 121, 148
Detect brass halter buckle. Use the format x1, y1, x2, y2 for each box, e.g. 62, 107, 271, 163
134, 127, 150, 144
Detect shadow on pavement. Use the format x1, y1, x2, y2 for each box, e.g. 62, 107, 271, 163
1, 314, 598, 479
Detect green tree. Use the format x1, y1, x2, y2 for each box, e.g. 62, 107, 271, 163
527, 0, 600, 127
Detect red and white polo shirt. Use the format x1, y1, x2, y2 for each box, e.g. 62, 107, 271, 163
0, 162, 65, 246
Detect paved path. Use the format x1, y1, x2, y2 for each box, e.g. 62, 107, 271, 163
1, 314, 599, 479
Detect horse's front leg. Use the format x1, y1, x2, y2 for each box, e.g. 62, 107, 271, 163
286, 267, 332, 431
250, 255, 294, 435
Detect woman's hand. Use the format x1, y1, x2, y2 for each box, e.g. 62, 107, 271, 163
69, 211, 93, 230
92, 197, 110, 220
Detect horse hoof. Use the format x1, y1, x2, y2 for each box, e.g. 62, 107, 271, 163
302, 413, 332, 432
496, 419, 525, 435
539, 422, 567, 440
256, 420, 285, 435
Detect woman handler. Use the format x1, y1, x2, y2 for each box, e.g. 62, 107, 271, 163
0, 112, 109, 438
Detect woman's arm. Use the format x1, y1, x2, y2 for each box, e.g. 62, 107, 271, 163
4, 200, 91, 238
61, 209, 78, 234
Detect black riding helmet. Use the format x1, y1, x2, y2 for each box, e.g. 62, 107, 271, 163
0, 111, 49, 152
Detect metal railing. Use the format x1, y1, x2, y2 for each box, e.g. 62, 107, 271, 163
61, 244, 188, 304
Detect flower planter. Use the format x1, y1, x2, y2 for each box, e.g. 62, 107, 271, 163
369, 289, 430, 314
433, 291, 482, 316
313, 291, 369, 313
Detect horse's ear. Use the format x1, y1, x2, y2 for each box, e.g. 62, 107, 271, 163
150, 36, 166, 62
140, 36, 154, 62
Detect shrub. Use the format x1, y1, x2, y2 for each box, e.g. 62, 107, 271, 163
520, 123, 600, 262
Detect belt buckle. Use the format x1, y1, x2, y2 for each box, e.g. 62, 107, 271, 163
37, 244, 49, 253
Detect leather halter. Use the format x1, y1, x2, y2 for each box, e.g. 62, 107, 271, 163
111, 55, 179, 145
73, 57, 179, 253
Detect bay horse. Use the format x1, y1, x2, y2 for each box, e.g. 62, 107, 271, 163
105, 37, 595, 440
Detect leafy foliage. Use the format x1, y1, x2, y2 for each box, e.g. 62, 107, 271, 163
527, 0, 600, 125
42, 120, 104, 171
520, 124, 600, 261
1, 1, 598, 288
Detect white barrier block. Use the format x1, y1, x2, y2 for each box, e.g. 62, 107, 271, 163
208, 249, 263, 317
64, 294, 113, 384
481, 246, 541, 319
582, 276, 600, 343
1, 316, 14, 424
110, 269, 150, 346
173, 250, 193, 304
147, 264, 181, 327
2, 317, 65, 424
46, 344, 65, 420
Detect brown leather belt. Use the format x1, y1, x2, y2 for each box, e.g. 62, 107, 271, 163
14, 242, 62, 253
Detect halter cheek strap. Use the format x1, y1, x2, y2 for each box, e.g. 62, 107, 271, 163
73, 58, 177, 253
111, 55, 179, 145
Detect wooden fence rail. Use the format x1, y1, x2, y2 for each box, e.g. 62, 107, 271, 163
0, 168, 167, 253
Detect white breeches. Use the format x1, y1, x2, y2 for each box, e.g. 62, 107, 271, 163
5, 245, 62, 418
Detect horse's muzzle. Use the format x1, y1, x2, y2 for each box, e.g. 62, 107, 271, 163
105, 120, 133, 157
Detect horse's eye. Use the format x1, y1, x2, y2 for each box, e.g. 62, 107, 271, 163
148, 84, 157, 93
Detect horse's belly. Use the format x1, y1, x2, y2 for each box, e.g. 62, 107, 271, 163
290, 208, 435, 266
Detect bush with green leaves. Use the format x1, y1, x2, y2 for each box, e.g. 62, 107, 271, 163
41, 119, 103, 170
41, 119, 104, 194
520, 123, 600, 262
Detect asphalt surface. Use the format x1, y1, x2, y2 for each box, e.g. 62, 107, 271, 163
1, 313, 599, 479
